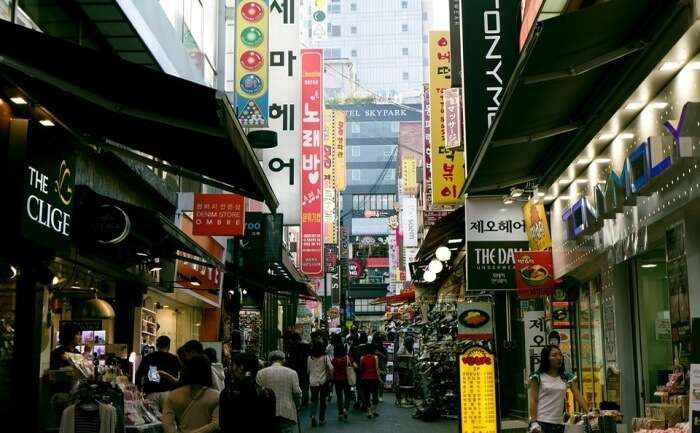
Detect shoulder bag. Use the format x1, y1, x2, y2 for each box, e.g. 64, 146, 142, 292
346, 356, 357, 386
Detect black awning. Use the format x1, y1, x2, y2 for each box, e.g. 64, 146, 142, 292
0, 20, 277, 211
464, 0, 693, 195
416, 206, 464, 261
74, 186, 223, 270
240, 273, 318, 300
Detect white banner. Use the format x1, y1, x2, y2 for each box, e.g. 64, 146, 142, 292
524, 311, 547, 381
404, 247, 419, 281
465, 199, 528, 242
262, 0, 301, 223
401, 197, 419, 247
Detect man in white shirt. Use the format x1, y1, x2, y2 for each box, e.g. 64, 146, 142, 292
257, 351, 302, 433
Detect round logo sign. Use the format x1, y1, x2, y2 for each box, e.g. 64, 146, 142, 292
312, 10, 326, 22
240, 50, 263, 71
241, 2, 264, 22
239, 74, 263, 94
91, 205, 131, 245
240, 27, 264, 47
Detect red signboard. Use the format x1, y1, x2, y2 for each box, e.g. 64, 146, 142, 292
514, 251, 555, 298
192, 193, 246, 236
178, 215, 224, 293
300, 49, 324, 276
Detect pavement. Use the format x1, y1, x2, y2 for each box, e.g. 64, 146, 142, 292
298, 393, 457, 433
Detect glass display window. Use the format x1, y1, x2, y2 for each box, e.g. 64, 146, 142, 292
576, 278, 605, 410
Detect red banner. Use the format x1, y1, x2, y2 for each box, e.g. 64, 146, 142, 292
300, 49, 324, 276
192, 193, 245, 236
178, 214, 224, 293
514, 251, 555, 298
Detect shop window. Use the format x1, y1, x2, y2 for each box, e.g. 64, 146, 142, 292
329, 4, 341, 13
351, 3, 357, 11
576, 279, 605, 410
401, 24, 408, 32
401, 1, 408, 9
330, 25, 341, 37
402, 47, 409, 56
402, 72, 409, 80
351, 26, 357, 35
351, 49, 358, 57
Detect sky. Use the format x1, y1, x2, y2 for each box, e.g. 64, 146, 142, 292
432, 0, 449, 30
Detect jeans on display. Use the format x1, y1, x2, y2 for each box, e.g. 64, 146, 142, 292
334, 382, 352, 414
538, 421, 565, 433
310, 382, 329, 421
362, 379, 380, 408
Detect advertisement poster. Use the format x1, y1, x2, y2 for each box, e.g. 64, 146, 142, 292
523, 201, 552, 251
422, 83, 433, 209
234, 0, 269, 127
323, 110, 337, 244
401, 197, 419, 247
457, 301, 494, 341
300, 49, 324, 276
466, 200, 528, 291
514, 251, 555, 298
459, 346, 497, 433
401, 156, 418, 195
192, 193, 246, 236
262, 0, 301, 223
444, 87, 462, 149
309, 0, 328, 41
524, 311, 547, 381
429, 31, 464, 205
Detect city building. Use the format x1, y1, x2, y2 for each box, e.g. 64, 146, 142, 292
302, 0, 427, 102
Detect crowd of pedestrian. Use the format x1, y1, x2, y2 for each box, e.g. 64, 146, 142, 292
131, 326, 390, 432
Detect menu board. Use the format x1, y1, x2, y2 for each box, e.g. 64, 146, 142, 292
459, 346, 497, 433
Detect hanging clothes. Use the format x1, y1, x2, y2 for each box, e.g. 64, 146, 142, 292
60, 403, 117, 433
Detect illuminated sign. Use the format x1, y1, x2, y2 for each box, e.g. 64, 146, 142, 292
459, 346, 497, 433
562, 101, 700, 240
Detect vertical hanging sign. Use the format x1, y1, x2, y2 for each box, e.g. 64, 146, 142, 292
429, 31, 464, 205
263, 0, 301, 223
335, 110, 347, 192
309, 0, 328, 41
444, 87, 462, 150
300, 49, 324, 276
235, 0, 270, 127
323, 110, 337, 244
422, 83, 433, 209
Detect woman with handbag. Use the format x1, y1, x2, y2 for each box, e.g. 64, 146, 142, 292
359, 344, 381, 419
308, 340, 333, 427
528, 345, 589, 433
331, 344, 356, 421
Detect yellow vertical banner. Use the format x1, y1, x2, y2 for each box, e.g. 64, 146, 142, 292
323, 110, 337, 244
401, 156, 418, 195
522, 201, 552, 250
335, 110, 347, 192
429, 31, 464, 205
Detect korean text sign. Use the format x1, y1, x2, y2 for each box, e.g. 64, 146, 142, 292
300, 49, 324, 276
443, 87, 462, 149
234, 0, 269, 127
192, 193, 246, 236
514, 251, 555, 299
429, 32, 464, 204
459, 346, 497, 433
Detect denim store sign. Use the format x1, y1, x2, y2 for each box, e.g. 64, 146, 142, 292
562, 102, 700, 240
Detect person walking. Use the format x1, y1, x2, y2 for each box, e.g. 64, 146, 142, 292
349, 333, 367, 410
162, 355, 219, 433
203, 348, 225, 392
331, 344, 355, 421
256, 350, 303, 433
372, 332, 387, 402
285, 332, 310, 409
307, 340, 333, 427
528, 345, 589, 433
220, 352, 276, 432
360, 344, 381, 419
135, 336, 181, 409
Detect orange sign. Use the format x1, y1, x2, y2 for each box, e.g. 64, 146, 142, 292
459, 346, 497, 433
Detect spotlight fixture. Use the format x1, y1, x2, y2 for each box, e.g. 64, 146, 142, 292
428, 259, 443, 274
625, 102, 644, 110
9, 265, 18, 280
190, 279, 201, 287
149, 258, 162, 272
598, 133, 616, 141
423, 270, 436, 283
594, 158, 611, 163
503, 195, 514, 205
659, 61, 682, 71
39, 119, 55, 127
576, 158, 591, 165
242, 289, 248, 295
558, 179, 571, 185
435, 246, 451, 262
447, 238, 463, 244
649, 102, 668, 109
641, 263, 658, 268
10, 96, 27, 105
618, 132, 634, 139
510, 188, 524, 198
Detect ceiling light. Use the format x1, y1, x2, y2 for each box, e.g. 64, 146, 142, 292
190, 280, 201, 287
625, 102, 643, 110
228, 290, 235, 296
558, 179, 571, 185
423, 270, 436, 283
242, 289, 248, 295
649, 102, 668, 109
598, 133, 615, 141
163, 305, 169, 308
690, 61, 700, 69
510, 188, 524, 198
435, 246, 451, 262
10, 96, 27, 105
575, 179, 589, 184
594, 158, 611, 163
641, 263, 658, 268
447, 238, 463, 244
577, 158, 591, 165
544, 196, 556, 201
618, 133, 634, 139
428, 259, 443, 274
537, 191, 546, 197
194, 323, 201, 327
9, 265, 18, 280
500, 208, 508, 212
659, 61, 682, 71
52, 276, 60, 285
39, 119, 55, 127
149, 258, 162, 272
503, 196, 514, 204
136, 251, 149, 257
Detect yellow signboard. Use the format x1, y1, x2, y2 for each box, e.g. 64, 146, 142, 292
522, 201, 552, 250
323, 110, 337, 244
401, 156, 418, 195
429, 31, 464, 205
335, 110, 347, 191
459, 346, 497, 433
